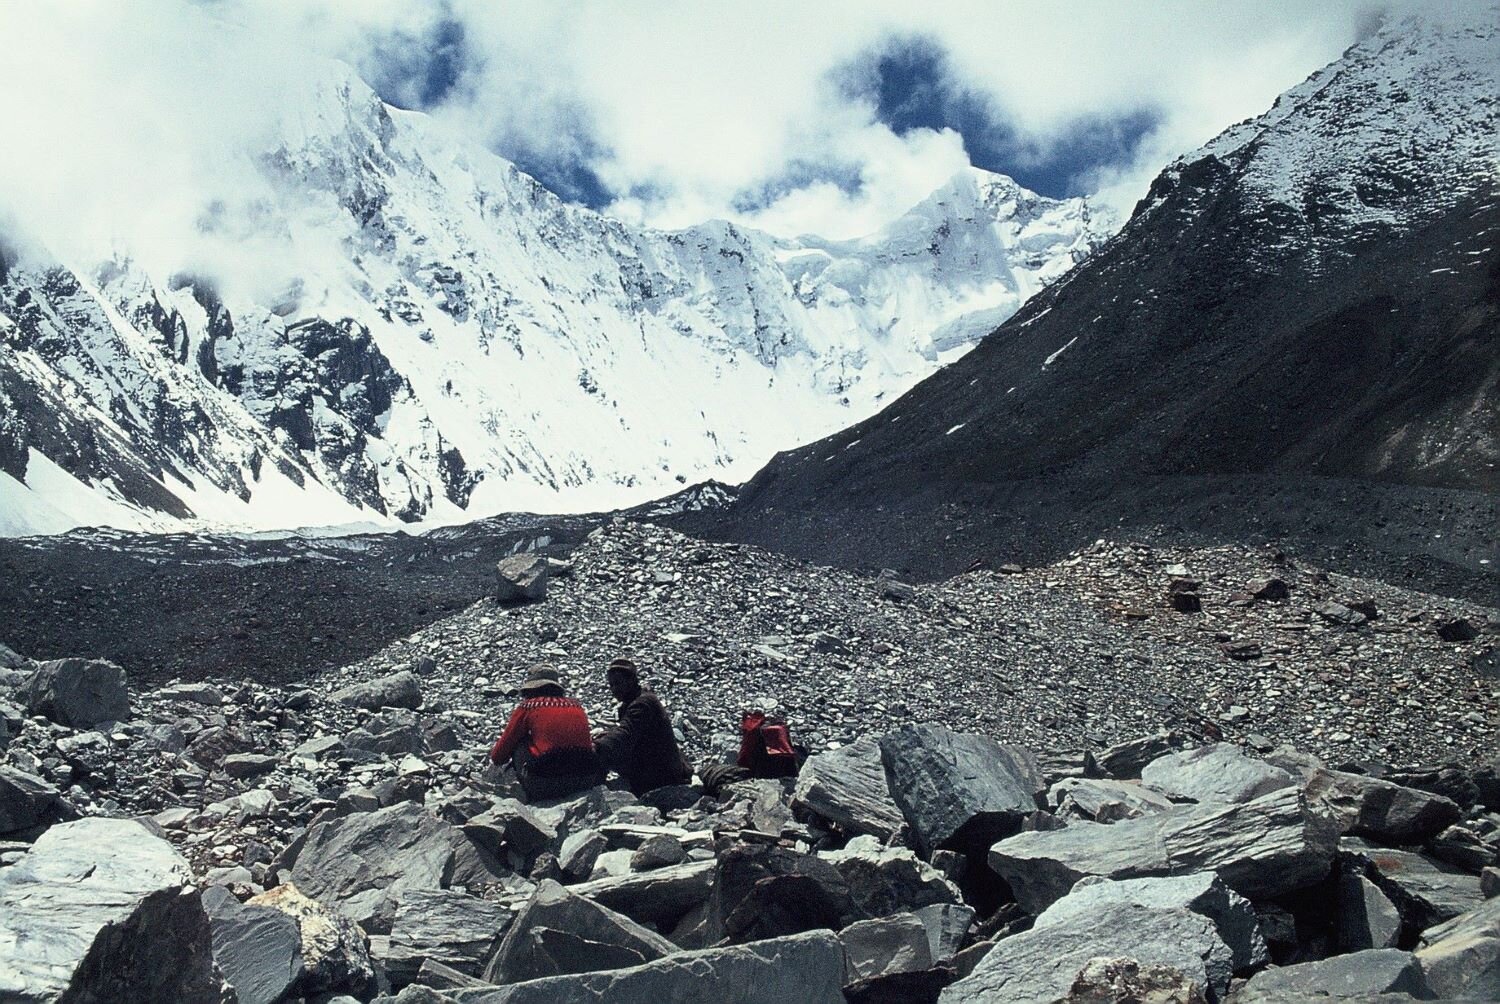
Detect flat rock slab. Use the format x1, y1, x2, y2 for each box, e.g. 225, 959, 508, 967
452, 930, 847, 1004
880, 723, 1043, 856
204, 884, 303, 1004
0, 817, 221, 1002
1306, 768, 1463, 844
792, 735, 907, 841
331, 670, 423, 710
568, 859, 716, 925
1345, 839, 1484, 933
839, 912, 933, 982
1232, 948, 1426, 1002
1416, 896, 1500, 1000
1140, 744, 1296, 805
939, 898, 1231, 1003
1049, 776, 1175, 823
990, 786, 1337, 913
484, 879, 676, 985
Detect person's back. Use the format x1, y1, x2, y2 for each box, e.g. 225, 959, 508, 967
594, 658, 691, 795
488, 664, 602, 801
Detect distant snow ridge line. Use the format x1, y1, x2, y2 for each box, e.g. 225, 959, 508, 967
0, 53, 1112, 537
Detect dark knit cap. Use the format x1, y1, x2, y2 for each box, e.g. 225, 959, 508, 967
606, 657, 639, 680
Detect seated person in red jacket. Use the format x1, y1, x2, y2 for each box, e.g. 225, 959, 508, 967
488, 664, 602, 802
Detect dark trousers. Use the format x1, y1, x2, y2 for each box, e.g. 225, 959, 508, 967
513, 746, 603, 802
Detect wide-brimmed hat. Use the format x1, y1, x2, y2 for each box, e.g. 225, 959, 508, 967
519, 663, 563, 694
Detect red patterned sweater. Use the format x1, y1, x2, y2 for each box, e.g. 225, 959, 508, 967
488, 696, 596, 763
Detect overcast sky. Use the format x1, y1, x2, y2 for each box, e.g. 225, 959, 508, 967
0, 1, 1442, 253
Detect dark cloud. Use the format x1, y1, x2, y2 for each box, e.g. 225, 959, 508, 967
835, 35, 1161, 198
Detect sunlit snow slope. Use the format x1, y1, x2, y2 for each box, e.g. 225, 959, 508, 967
0, 54, 1113, 536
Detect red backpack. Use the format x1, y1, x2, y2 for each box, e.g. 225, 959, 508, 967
737, 711, 800, 778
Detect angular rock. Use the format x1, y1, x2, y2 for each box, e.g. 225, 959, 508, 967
289, 801, 458, 933
880, 723, 1043, 856
348, 709, 429, 756
1337, 871, 1402, 951
496, 554, 549, 604
332, 670, 423, 711
792, 735, 907, 841
483, 879, 677, 985
1089, 733, 1182, 780
1305, 767, 1463, 844
464, 799, 558, 864
0, 817, 222, 1002
558, 828, 607, 881
452, 930, 846, 1004
0, 765, 72, 835
1050, 777, 1176, 823
990, 787, 1337, 913
913, 902, 975, 962
203, 884, 303, 1004
940, 898, 1232, 1004
1416, 895, 1500, 999
1232, 948, 1425, 1002
630, 833, 686, 871
708, 841, 860, 944
1140, 744, 1296, 805
840, 912, 933, 982
224, 753, 279, 779
250, 882, 376, 998
386, 889, 513, 985
19, 657, 130, 728
821, 835, 962, 918
1054, 872, 1266, 973
1347, 839, 1484, 932
569, 859, 716, 925
157, 682, 224, 706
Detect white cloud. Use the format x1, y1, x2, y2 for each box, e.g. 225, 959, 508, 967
0, 0, 1446, 262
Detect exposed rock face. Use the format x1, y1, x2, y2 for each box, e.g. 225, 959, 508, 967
0, 818, 222, 1003
989, 786, 1338, 912
248, 882, 376, 998
1051, 777, 1175, 823
879, 724, 1043, 856
203, 884, 303, 1004
839, 912, 934, 982
19, 658, 129, 728
386, 889, 515, 985
820, 835, 962, 918
791, 736, 906, 841
0, 765, 74, 836
1063, 957, 1206, 1004
1232, 948, 1427, 1002
1415, 896, 1500, 999
1304, 767, 1464, 844
287, 801, 458, 932
452, 930, 848, 1004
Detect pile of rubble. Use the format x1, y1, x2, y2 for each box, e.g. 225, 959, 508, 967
2, 647, 1500, 1001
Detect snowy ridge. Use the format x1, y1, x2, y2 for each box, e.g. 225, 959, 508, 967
0, 54, 1112, 536
1139, 9, 1499, 247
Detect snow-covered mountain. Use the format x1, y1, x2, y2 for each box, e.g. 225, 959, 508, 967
0, 55, 1113, 536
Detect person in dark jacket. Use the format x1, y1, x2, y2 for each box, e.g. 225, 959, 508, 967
593, 658, 691, 795
488, 664, 603, 802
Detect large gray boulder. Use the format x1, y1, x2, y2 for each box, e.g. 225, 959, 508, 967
1305, 768, 1464, 844
19, 658, 129, 728
496, 554, 549, 604
0, 765, 74, 836
839, 912, 933, 982
0, 817, 223, 1002
386, 889, 514, 986
203, 884, 303, 1004
248, 882, 376, 998
452, 930, 847, 1004
331, 670, 423, 711
819, 835, 961, 918
484, 879, 676, 985
1346, 839, 1484, 932
288, 801, 458, 932
568, 859, 716, 926
791, 736, 907, 841
1231, 948, 1426, 1002
989, 786, 1338, 913
913, 902, 975, 963
1416, 895, 1500, 999
1049, 776, 1175, 823
939, 898, 1232, 1003
879, 723, 1043, 856
1140, 744, 1296, 805
1053, 872, 1267, 973
1089, 732, 1183, 779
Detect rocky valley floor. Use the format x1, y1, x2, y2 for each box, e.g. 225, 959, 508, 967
1, 520, 1499, 1002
